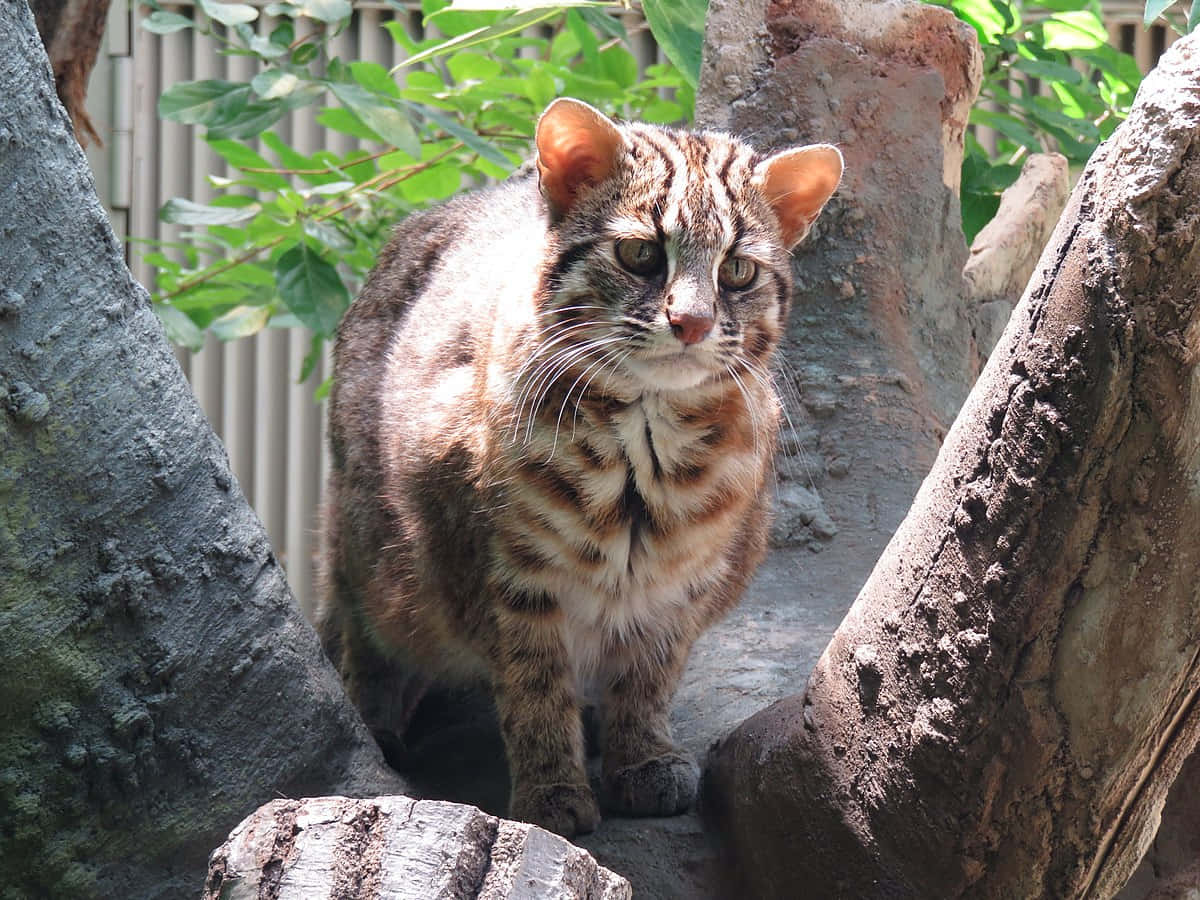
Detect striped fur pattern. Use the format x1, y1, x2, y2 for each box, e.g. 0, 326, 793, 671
317, 99, 842, 838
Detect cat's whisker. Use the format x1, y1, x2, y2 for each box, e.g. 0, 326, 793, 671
547, 339, 630, 459
573, 348, 635, 439
509, 321, 603, 402
556, 343, 632, 449
510, 336, 609, 440
521, 337, 626, 446
744, 357, 816, 489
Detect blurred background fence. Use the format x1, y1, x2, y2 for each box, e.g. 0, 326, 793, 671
78, 0, 1175, 613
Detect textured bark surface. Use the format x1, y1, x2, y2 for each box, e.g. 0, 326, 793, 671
204, 796, 632, 899
705, 33, 1200, 899
1119, 748, 1200, 899
0, 2, 404, 897
29, 0, 109, 146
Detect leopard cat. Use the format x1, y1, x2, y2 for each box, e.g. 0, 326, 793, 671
316, 97, 842, 838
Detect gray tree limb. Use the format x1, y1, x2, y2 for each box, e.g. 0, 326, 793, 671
0, 0, 404, 895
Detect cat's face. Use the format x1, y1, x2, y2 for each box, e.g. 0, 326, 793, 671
535, 99, 842, 394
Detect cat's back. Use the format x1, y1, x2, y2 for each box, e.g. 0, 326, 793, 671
330, 172, 548, 469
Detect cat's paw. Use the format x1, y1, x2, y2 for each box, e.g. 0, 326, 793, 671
602, 752, 699, 817
510, 782, 601, 838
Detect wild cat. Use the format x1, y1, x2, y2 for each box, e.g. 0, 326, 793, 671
316, 97, 842, 837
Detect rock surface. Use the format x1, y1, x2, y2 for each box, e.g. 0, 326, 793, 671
204, 796, 631, 900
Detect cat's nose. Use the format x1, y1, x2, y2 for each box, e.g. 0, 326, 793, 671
668, 311, 714, 345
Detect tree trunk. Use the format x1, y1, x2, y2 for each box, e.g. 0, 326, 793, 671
0, 2, 405, 896
29, 0, 109, 146
1119, 747, 1200, 899
203, 796, 632, 899
704, 31, 1200, 900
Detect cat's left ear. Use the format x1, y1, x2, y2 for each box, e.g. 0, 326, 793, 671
752, 144, 844, 247
536, 98, 624, 218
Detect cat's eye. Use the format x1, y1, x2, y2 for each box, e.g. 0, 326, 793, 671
718, 256, 758, 290
615, 238, 665, 277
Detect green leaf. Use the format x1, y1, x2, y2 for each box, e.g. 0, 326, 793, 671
1010, 56, 1083, 84
275, 245, 350, 337
1041, 11, 1108, 50
248, 33, 289, 59
447, 51, 504, 82
399, 8, 561, 68
396, 160, 464, 203
949, 0, 1009, 42
598, 45, 638, 89
303, 219, 356, 251
156, 305, 205, 352
579, 7, 625, 40
298, 0, 352, 23
298, 333, 325, 382
349, 61, 402, 96
197, 0, 258, 26
158, 80, 247, 125
161, 197, 261, 226
292, 43, 320, 65
640, 0, 705, 88
205, 101, 289, 139
411, 104, 512, 168
961, 190, 1002, 245
253, 69, 301, 99
328, 82, 421, 155
141, 11, 194, 33
209, 304, 273, 340
1190, 0, 1200, 32
969, 108, 1043, 151
206, 139, 290, 190
1144, 0, 1176, 26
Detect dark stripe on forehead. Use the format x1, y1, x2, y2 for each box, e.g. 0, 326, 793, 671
629, 132, 676, 232
632, 132, 677, 187
713, 142, 742, 221
718, 142, 738, 185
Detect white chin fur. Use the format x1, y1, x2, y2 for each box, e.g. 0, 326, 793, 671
621, 353, 716, 391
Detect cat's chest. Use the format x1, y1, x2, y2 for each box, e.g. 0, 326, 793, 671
553, 397, 726, 612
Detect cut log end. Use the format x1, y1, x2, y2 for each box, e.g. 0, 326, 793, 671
203, 796, 632, 900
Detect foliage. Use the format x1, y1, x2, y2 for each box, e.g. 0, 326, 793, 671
139, 0, 700, 384
1142, 0, 1200, 31
928, 0, 1143, 241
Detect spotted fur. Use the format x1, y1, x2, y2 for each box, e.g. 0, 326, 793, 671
317, 99, 841, 837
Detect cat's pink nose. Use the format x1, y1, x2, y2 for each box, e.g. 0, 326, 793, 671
668, 311, 714, 345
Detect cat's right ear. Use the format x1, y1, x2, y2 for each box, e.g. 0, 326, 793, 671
536, 98, 624, 218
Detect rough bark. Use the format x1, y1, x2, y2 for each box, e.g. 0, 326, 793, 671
29, 0, 109, 146
0, 2, 404, 897
705, 32, 1200, 900
1119, 748, 1200, 899
204, 796, 632, 899
963, 152, 1070, 368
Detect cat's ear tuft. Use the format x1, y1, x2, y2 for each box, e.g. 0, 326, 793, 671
752, 144, 844, 247
536, 98, 624, 218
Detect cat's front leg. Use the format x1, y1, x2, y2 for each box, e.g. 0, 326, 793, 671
600, 632, 700, 817
491, 595, 600, 838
